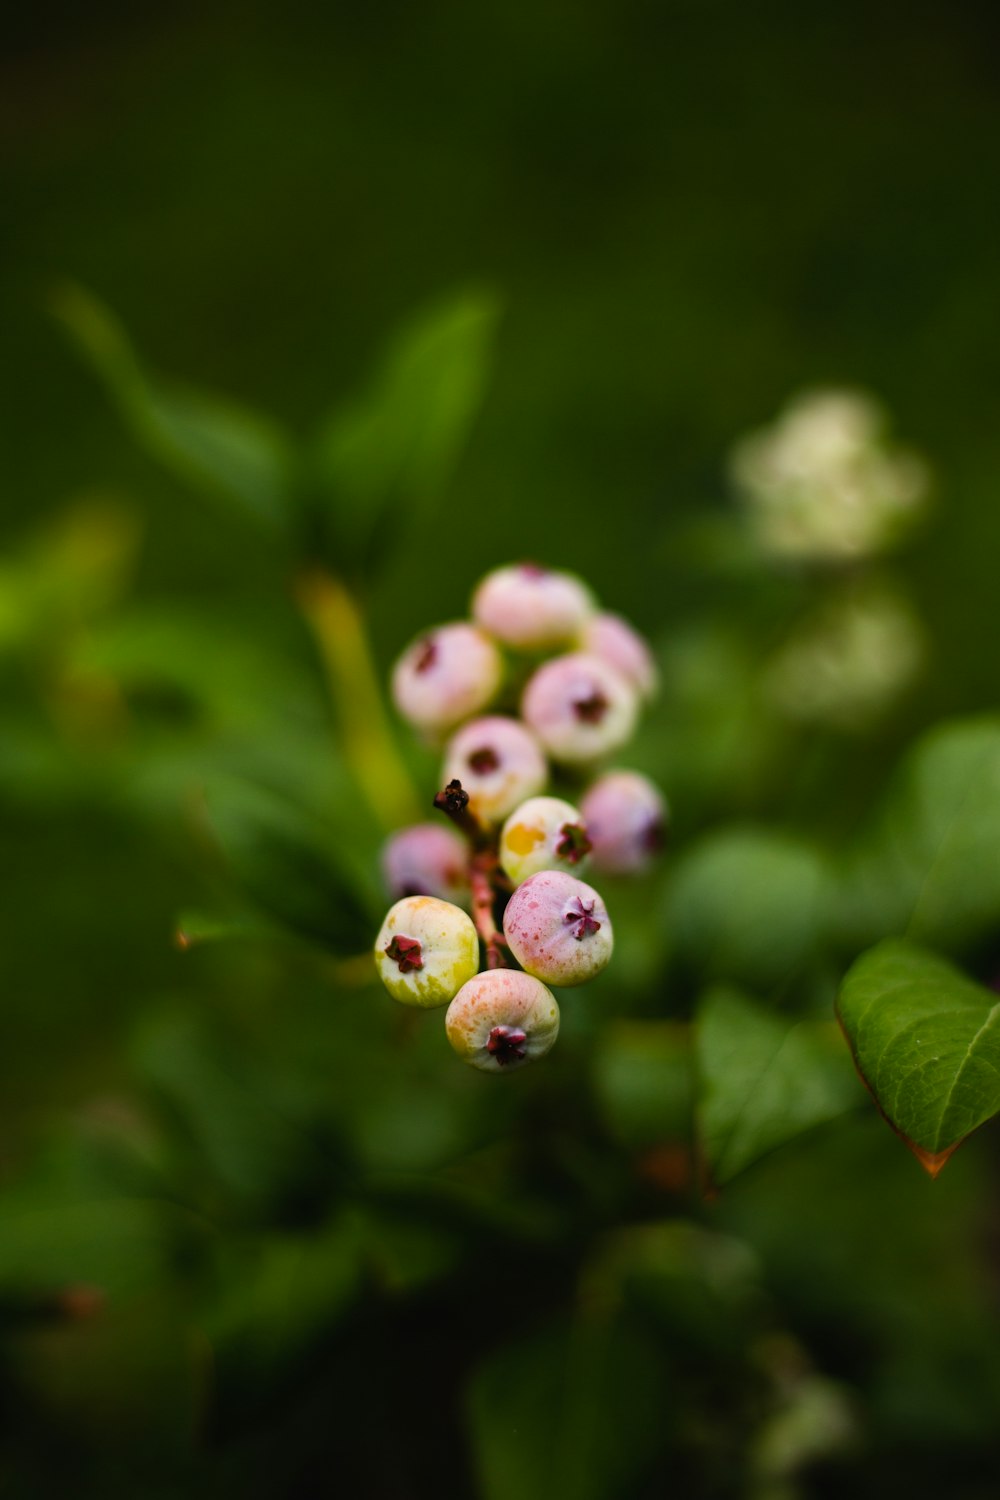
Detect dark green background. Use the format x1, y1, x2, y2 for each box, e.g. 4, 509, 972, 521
3, 3, 1000, 1495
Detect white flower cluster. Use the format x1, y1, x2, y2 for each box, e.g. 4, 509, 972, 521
763, 586, 924, 730
730, 388, 929, 563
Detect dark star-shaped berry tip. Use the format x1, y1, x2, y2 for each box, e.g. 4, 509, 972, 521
487, 1025, 528, 1065
385, 934, 424, 973
555, 822, 593, 864
563, 896, 601, 940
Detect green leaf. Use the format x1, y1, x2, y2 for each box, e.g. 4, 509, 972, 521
467, 1314, 669, 1500
838, 716, 1000, 951
591, 1021, 693, 1150
173, 908, 285, 951
0, 1198, 198, 1302
695, 986, 861, 1185
204, 1215, 364, 1393
52, 282, 293, 531
313, 286, 499, 568
668, 829, 833, 990
0, 497, 139, 653
836, 939, 1000, 1175
131, 1008, 332, 1208
197, 776, 377, 954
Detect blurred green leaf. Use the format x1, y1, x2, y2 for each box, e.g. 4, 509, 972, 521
11, 1295, 206, 1461
204, 1215, 364, 1388
132, 1008, 332, 1210
72, 606, 322, 729
838, 716, 1000, 952
696, 986, 860, 1185
198, 776, 377, 954
0, 1198, 196, 1302
0, 496, 139, 653
173, 908, 286, 951
313, 286, 499, 569
837, 939, 1000, 1175
668, 828, 833, 991
467, 1313, 669, 1500
52, 283, 294, 531
591, 1021, 693, 1150
586, 1221, 765, 1356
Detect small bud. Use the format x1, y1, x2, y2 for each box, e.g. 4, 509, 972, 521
502, 870, 613, 987
381, 823, 471, 906
392, 622, 503, 735
521, 652, 638, 765
580, 770, 668, 875
445, 969, 561, 1072
374, 895, 479, 1008
442, 715, 548, 826
579, 612, 659, 702
472, 563, 594, 650
498, 794, 592, 886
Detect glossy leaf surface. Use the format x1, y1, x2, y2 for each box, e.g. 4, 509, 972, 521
837, 940, 1000, 1174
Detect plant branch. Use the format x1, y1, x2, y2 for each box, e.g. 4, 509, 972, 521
470, 850, 510, 969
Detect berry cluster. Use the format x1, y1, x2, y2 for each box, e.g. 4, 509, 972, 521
374, 563, 667, 1073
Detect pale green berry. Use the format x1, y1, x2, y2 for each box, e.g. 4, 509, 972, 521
499, 795, 592, 886
374, 895, 479, 1008
445, 969, 560, 1072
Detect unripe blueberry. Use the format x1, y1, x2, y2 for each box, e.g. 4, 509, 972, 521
580, 770, 668, 875
442, 715, 548, 827
374, 895, 479, 1008
579, 612, 659, 702
445, 969, 560, 1072
472, 563, 594, 651
381, 823, 470, 907
502, 870, 613, 987
520, 652, 638, 765
499, 795, 592, 886
392, 622, 503, 735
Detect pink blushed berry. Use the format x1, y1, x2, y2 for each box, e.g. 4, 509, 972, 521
502, 870, 613, 987
472, 564, 594, 651
442, 716, 548, 826
445, 969, 561, 1072
374, 895, 479, 1008
392, 622, 502, 735
381, 823, 470, 907
580, 612, 659, 702
580, 770, 669, 876
520, 652, 638, 765
499, 794, 592, 886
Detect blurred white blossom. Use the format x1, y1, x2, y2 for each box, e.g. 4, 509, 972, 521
730, 388, 930, 562
764, 585, 924, 729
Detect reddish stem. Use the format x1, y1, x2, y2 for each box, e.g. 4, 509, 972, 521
470, 851, 510, 969
433, 779, 485, 845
